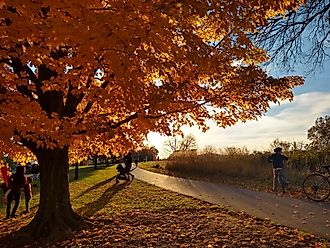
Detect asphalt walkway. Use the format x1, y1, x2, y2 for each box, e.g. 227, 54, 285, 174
133, 167, 330, 239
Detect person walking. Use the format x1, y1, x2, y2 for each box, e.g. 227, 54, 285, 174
6, 166, 27, 219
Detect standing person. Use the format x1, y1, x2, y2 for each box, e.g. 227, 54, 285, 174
6, 166, 26, 219
123, 152, 133, 175
268, 147, 289, 191
24, 177, 32, 213
1, 164, 10, 204
1, 182, 8, 204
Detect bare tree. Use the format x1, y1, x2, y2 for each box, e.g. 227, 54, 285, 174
163, 134, 198, 155
253, 0, 330, 72
163, 136, 181, 154
270, 138, 292, 153
202, 145, 217, 154
179, 134, 198, 151
221, 146, 249, 156
135, 146, 159, 161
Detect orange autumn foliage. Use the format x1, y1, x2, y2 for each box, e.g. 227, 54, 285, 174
0, 0, 308, 241
0, 0, 304, 161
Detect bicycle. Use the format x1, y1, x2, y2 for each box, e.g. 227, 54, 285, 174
274, 168, 286, 194
303, 165, 330, 202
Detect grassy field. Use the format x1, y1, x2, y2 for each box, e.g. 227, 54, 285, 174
0, 165, 328, 247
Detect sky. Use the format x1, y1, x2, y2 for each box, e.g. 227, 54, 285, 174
145, 60, 330, 159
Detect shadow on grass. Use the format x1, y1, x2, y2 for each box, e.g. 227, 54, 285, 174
75, 175, 117, 198
77, 182, 126, 218
0, 211, 35, 247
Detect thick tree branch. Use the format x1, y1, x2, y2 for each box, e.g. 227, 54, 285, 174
82, 80, 110, 114
13, 129, 38, 154
64, 82, 84, 117
109, 112, 138, 129
143, 100, 208, 119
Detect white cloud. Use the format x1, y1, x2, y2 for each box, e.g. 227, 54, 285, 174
146, 92, 330, 158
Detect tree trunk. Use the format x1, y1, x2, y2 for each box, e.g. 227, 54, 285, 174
93, 156, 98, 169
74, 162, 79, 180
24, 146, 87, 241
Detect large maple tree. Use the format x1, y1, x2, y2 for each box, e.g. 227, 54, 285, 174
1, 0, 304, 240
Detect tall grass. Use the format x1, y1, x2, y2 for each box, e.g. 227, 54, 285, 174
164, 147, 329, 188
166, 151, 269, 183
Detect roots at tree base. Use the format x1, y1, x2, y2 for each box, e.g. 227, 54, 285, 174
22, 206, 88, 241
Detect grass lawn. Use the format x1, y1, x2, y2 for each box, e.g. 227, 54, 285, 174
0, 165, 328, 247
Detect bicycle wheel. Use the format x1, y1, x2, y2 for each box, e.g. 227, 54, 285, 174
303, 174, 330, 202
127, 173, 134, 184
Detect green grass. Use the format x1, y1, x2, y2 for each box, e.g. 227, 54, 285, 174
1, 164, 199, 218
138, 161, 166, 173
70, 165, 200, 217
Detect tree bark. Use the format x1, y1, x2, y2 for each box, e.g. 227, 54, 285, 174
74, 162, 79, 180
93, 156, 98, 169
23, 146, 87, 241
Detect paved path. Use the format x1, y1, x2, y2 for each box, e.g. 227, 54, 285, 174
133, 168, 330, 239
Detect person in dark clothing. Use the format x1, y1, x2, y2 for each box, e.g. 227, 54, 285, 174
6, 166, 27, 219
115, 152, 135, 183
123, 152, 133, 174
1, 182, 8, 204
268, 147, 289, 191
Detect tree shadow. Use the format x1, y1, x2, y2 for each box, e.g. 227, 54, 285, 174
75, 175, 117, 198
76, 182, 125, 218
0, 211, 36, 247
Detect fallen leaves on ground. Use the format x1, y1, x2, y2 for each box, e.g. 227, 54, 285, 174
55, 208, 326, 248
2, 208, 325, 247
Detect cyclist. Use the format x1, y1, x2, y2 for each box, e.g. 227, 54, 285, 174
268, 147, 289, 191
123, 152, 133, 175
116, 152, 134, 183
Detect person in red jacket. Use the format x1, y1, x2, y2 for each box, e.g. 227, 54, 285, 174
1, 164, 11, 204
1, 164, 10, 188
6, 166, 26, 219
